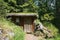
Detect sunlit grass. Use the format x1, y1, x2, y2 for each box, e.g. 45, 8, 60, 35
0, 18, 25, 40
43, 21, 58, 36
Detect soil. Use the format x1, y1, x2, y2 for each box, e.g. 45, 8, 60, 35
25, 34, 39, 40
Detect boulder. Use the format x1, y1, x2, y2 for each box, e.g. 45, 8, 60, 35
34, 27, 53, 38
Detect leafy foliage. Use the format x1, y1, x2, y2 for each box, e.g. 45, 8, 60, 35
0, 0, 60, 40
38, 0, 55, 21
0, 0, 7, 17
0, 0, 39, 13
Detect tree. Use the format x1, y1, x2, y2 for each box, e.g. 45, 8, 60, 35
0, 0, 7, 17
0, 0, 56, 20
37, 0, 56, 22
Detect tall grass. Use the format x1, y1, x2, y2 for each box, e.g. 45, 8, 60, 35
42, 21, 60, 40
0, 18, 25, 40
46, 34, 60, 40
43, 21, 58, 36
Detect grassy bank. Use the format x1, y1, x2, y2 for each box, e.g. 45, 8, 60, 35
43, 22, 60, 40
0, 18, 25, 40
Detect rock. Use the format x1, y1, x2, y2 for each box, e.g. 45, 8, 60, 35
0, 28, 3, 34
34, 26, 53, 39
4, 36, 9, 40
43, 27, 53, 38
38, 36, 46, 40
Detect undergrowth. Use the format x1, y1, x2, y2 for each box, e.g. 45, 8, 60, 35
43, 21, 60, 40
43, 21, 58, 36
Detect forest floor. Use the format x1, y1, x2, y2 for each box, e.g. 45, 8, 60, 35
25, 34, 39, 40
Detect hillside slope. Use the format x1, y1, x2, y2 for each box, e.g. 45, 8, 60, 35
0, 18, 25, 40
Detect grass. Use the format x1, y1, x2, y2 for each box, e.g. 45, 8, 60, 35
43, 21, 58, 36
0, 18, 25, 40
42, 21, 60, 40
46, 34, 60, 40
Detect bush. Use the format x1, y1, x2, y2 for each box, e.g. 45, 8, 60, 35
0, 0, 7, 17
0, 18, 25, 40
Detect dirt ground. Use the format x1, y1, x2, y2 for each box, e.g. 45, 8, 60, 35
25, 34, 39, 40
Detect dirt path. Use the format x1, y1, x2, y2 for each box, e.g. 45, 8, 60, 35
25, 34, 39, 40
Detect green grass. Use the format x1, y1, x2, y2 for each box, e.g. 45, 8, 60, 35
43, 21, 58, 36
42, 21, 60, 40
46, 34, 60, 40
0, 18, 25, 40
55, 34, 60, 40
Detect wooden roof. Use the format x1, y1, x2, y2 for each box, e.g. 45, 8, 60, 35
7, 13, 38, 17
